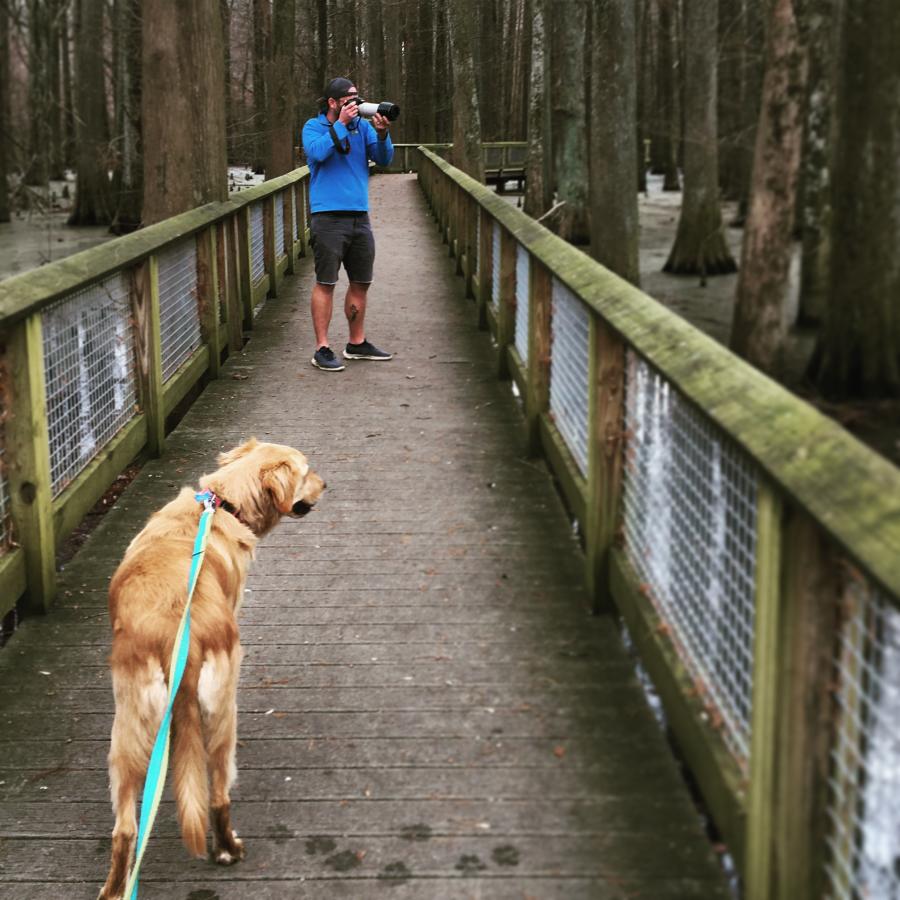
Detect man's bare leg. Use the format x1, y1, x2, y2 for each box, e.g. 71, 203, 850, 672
312, 283, 336, 348
345, 281, 370, 345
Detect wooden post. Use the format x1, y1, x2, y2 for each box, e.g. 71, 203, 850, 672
133, 255, 165, 457
297, 181, 309, 258
197, 226, 221, 379
526, 258, 552, 456
463, 196, 478, 298
495, 227, 517, 379
745, 499, 838, 900
236, 206, 253, 330
264, 193, 277, 297
477, 208, 491, 330
5, 313, 57, 613
284, 188, 296, 274
218, 218, 243, 353
584, 317, 626, 609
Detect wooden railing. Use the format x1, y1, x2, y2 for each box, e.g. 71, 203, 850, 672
375, 141, 527, 183
417, 146, 900, 900
0, 168, 312, 619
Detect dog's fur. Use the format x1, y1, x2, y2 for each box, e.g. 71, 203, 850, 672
98, 439, 324, 900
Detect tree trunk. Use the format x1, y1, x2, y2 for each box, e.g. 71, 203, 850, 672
415, 0, 435, 141
47, 0, 65, 180
433, 1, 452, 142
0, 0, 10, 222
383, 0, 401, 140
795, 0, 838, 329
590, 0, 640, 283
69, 0, 112, 224
729, 0, 807, 375
265, 0, 295, 177
315, 0, 328, 91
524, 0, 553, 217
551, 0, 590, 244
635, 0, 649, 193
142, 0, 227, 224
730, 0, 764, 224
366, 0, 385, 97
653, 0, 680, 190
25, 0, 49, 186
446, 0, 484, 181
809, 0, 900, 398
61, 0, 75, 170
110, 0, 142, 233
718, 0, 743, 201
221, 0, 234, 161
252, 0, 271, 172
663, 0, 736, 275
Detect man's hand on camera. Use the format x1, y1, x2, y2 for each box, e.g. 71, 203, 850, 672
373, 112, 390, 139
338, 100, 359, 127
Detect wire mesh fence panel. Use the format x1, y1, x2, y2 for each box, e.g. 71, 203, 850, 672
41, 274, 137, 497
492, 222, 502, 309
549, 277, 590, 475
157, 238, 201, 382
250, 202, 266, 285
507, 145, 527, 166
274, 194, 285, 260
825, 577, 900, 900
514, 243, 530, 365
621, 351, 758, 766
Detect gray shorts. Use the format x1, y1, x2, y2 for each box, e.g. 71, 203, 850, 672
309, 212, 375, 285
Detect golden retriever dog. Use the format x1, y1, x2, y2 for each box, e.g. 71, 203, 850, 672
98, 439, 325, 900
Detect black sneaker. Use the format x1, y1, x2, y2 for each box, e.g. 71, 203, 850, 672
343, 340, 393, 361
311, 346, 345, 371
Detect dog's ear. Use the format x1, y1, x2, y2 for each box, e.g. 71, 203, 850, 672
217, 437, 260, 467
261, 461, 296, 514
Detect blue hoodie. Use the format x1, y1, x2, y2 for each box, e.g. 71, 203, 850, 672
302, 114, 394, 213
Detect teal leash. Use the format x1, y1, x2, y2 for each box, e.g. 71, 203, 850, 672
124, 489, 218, 900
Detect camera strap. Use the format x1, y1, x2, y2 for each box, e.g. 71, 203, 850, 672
328, 124, 351, 155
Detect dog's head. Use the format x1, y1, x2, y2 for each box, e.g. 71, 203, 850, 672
204, 438, 326, 534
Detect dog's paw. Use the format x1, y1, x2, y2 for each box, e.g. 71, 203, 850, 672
214, 830, 245, 865
97, 889, 123, 900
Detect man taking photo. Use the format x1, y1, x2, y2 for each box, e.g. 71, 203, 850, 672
301, 77, 395, 372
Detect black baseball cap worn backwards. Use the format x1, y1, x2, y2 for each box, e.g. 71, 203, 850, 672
325, 77, 355, 100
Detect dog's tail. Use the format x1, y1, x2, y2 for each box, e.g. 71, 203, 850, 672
172, 683, 209, 857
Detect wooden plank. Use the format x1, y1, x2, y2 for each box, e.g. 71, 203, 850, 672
609, 548, 747, 864
539, 414, 588, 530
264, 193, 278, 297
132, 255, 165, 457
196, 226, 221, 379
50, 416, 147, 545
4, 314, 57, 612
585, 316, 626, 609
236, 206, 253, 330
526, 258, 552, 456
161, 346, 209, 418
0, 548, 26, 618
744, 501, 837, 900
495, 225, 517, 379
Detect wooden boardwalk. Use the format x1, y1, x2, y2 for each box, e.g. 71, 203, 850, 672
0, 176, 730, 899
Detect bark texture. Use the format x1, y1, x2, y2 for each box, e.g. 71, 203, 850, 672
590, 0, 640, 284
69, 0, 112, 225
0, 0, 10, 222
142, 0, 227, 225
652, 0, 680, 191
730, 0, 807, 375
810, 0, 900, 398
524, 0, 553, 217
551, 0, 590, 244
663, 0, 736, 275
265, 0, 295, 177
446, 0, 484, 181
111, 0, 142, 233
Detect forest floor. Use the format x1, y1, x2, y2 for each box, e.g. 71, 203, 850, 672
2, 171, 897, 465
